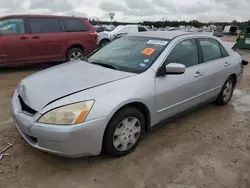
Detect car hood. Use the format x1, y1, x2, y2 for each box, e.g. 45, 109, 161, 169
17, 60, 136, 111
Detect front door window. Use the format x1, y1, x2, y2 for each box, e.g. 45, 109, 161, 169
0, 18, 25, 35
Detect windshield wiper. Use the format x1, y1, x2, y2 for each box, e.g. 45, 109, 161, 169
91, 62, 118, 70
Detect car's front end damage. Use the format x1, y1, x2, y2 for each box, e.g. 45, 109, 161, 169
10, 60, 136, 157
11, 87, 108, 157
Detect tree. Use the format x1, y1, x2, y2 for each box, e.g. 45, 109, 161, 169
90, 18, 249, 30
232, 20, 237, 25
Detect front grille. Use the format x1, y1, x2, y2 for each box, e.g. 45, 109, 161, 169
18, 95, 37, 115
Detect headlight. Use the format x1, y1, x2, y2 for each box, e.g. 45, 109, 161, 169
38, 100, 94, 125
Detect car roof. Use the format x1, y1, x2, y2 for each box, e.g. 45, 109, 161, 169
0, 14, 87, 19
127, 31, 202, 40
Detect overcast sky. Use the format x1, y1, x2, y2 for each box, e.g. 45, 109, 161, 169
0, 0, 249, 22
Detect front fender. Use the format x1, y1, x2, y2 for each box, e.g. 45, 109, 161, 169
106, 98, 152, 123
41, 70, 156, 127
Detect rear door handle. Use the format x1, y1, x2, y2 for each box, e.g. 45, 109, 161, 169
32, 36, 40, 39
225, 62, 231, 67
194, 71, 204, 78
20, 36, 28, 40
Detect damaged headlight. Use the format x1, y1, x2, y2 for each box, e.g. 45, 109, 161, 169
38, 100, 94, 125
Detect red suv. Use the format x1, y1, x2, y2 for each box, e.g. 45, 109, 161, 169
0, 15, 98, 66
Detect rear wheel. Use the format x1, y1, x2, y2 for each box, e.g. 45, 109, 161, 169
215, 76, 235, 105
103, 107, 145, 157
66, 48, 84, 62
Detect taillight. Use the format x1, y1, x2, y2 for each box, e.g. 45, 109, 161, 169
89, 32, 97, 41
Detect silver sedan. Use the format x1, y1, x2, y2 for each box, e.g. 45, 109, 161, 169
11, 31, 246, 157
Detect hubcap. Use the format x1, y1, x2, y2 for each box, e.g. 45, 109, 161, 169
70, 51, 83, 61
113, 117, 141, 151
223, 80, 233, 101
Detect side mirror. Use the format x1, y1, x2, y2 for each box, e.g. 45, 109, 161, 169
165, 63, 186, 75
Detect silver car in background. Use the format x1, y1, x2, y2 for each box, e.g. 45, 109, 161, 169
11, 31, 245, 158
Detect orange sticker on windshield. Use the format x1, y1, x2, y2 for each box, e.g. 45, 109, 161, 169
141, 48, 156, 56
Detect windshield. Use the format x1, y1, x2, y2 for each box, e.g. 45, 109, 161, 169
88, 36, 170, 73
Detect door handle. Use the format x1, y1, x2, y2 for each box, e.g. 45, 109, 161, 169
224, 62, 231, 67
32, 36, 40, 39
194, 71, 204, 78
20, 36, 28, 40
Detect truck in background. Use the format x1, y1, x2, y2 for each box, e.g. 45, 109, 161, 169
223, 25, 239, 36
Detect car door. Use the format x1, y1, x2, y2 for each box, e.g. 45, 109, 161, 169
195, 38, 231, 101
155, 38, 207, 122
0, 17, 30, 65
26, 17, 68, 62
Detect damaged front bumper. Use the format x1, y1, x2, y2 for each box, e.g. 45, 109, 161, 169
11, 89, 108, 158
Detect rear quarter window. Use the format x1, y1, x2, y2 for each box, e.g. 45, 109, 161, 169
61, 18, 87, 32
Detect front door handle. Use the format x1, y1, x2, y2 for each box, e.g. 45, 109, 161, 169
225, 62, 231, 67
20, 36, 28, 40
32, 36, 40, 39
194, 71, 204, 78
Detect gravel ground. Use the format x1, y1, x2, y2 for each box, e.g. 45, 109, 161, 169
0, 51, 250, 188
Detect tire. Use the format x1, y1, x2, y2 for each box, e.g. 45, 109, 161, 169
215, 76, 235, 106
66, 48, 84, 62
103, 107, 145, 157
99, 39, 110, 47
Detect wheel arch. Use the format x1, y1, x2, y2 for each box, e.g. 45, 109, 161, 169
230, 74, 237, 85
101, 101, 152, 152
99, 38, 110, 46
66, 44, 85, 54
104, 100, 151, 135
100, 38, 110, 42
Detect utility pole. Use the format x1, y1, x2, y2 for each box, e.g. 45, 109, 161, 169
109, 13, 115, 25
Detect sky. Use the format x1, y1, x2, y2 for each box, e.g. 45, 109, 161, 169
0, 0, 249, 23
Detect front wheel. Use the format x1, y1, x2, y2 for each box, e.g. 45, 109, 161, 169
103, 107, 145, 157
215, 76, 235, 105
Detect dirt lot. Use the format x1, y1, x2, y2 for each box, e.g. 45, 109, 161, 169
1, 52, 250, 188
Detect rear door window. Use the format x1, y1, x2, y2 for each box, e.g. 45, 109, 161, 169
28, 18, 62, 33
198, 38, 222, 62
0, 18, 25, 35
61, 18, 87, 32
165, 39, 198, 68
